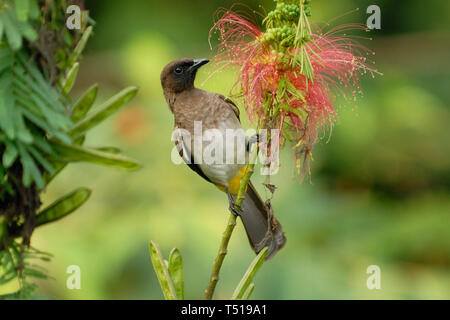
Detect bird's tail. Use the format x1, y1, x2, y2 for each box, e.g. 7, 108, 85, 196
237, 182, 286, 260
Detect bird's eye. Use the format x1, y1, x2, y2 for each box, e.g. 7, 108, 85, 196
174, 67, 183, 74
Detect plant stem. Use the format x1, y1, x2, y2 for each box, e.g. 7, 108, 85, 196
204, 145, 258, 300
203, 211, 237, 300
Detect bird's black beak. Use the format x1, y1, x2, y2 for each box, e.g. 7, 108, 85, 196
189, 59, 209, 72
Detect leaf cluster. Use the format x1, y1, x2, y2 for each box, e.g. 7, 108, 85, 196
0, 0, 140, 298
149, 241, 268, 300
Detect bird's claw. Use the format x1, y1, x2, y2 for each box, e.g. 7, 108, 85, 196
226, 187, 242, 217
247, 134, 260, 152
228, 202, 242, 217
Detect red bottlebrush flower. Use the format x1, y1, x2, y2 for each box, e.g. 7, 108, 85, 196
209, 3, 378, 178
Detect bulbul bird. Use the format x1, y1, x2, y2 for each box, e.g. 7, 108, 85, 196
161, 58, 286, 259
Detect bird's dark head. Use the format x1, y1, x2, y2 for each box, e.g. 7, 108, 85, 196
161, 58, 209, 93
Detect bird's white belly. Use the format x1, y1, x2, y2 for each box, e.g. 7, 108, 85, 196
195, 127, 247, 187
199, 162, 244, 187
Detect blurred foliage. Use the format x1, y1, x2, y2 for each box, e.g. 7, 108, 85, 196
3, 0, 447, 299
0, 0, 139, 298
0, 241, 52, 300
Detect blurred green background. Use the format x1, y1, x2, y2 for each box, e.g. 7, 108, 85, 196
12, 0, 450, 299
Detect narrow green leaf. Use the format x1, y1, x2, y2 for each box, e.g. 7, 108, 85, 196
13, 108, 33, 143
2, 10, 22, 50
22, 162, 31, 186
13, 64, 62, 114
3, 141, 18, 168
36, 187, 91, 226
231, 247, 268, 300
67, 26, 93, 67
42, 161, 67, 185
61, 62, 79, 95
74, 135, 85, 146
69, 86, 138, 137
149, 241, 177, 300
168, 248, 185, 300
23, 268, 47, 280
51, 141, 141, 170
31, 132, 54, 155
280, 103, 307, 120
71, 84, 98, 122
17, 142, 43, 188
17, 20, 37, 42
15, 0, 30, 22
6, 84, 33, 142
285, 78, 306, 102
95, 146, 121, 154
27, 145, 55, 175
241, 283, 255, 300
0, 74, 16, 139
16, 54, 68, 114
17, 55, 71, 126
20, 107, 72, 144
26, 90, 65, 128
0, 45, 14, 73
28, 0, 40, 19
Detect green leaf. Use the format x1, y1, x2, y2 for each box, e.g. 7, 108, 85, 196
23, 268, 47, 280
67, 26, 93, 67
231, 247, 268, 300
285, 77, 306, 102
241, 283, 255, 300
74, 135, 85, 146
20, 107, 72, 144
2, 9, 22, 50
69, 86, 138, 137
71, 84, 98, 122
0, 45, 14, 73
168, 248, 185, 300
17, 53, 69, 115
28, 0, 40, 20
60, 62, 79, 95
42, 161, 67, 185
51, 141, 141, 170
17, 19, 37, 42
3, 141, 18, 168
0, 73, 15, 138
17, 142, 44, 189
36, 187, 91, 226
31, 132, 54, 155
95, 146, 121, 154
13, 107, 33, 143
279, 103, 307, 120
27, 145, 55, 174
15, 0, 30, 22
149, 241, 177, 300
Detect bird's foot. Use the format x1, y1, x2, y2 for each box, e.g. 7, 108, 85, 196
247, 134, 260, 152
226, 187, 241, 217
228, 203, 241, 217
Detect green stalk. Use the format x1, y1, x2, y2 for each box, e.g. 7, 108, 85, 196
204, 143, 259, 300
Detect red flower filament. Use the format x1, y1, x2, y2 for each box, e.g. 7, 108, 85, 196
209, 4, 378, 177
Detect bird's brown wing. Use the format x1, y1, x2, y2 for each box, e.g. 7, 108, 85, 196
174, 130, 212, 183
173, 93, 240, 185
217, 94, 240, 122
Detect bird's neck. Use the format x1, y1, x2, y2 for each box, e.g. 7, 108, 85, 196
163, 89, 177, 112
163, 86, 196, 113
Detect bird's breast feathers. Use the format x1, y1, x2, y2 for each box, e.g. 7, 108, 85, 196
173, 90, 248, 190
